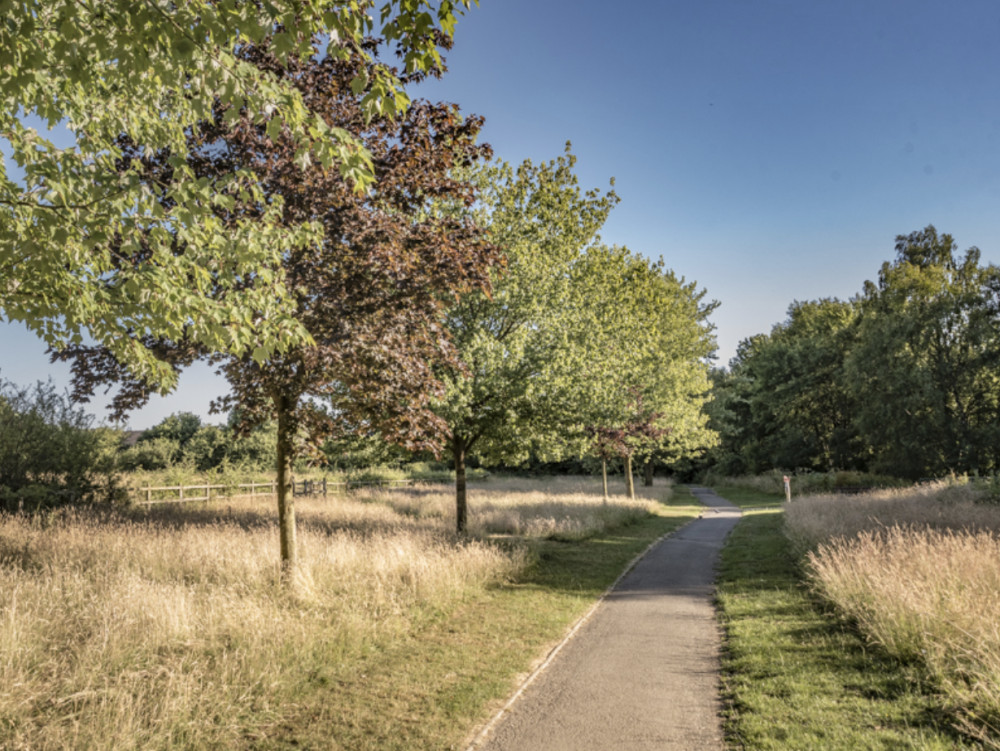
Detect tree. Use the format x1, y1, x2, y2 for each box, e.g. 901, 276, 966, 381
566, 245, 717, 485
587, 388, 669, 499
0, 378, 120, 509
707, 226, 1000, 481
711, 299, 859, 474
59, 42, 499, 573
846, 226, 1000, 477
1, 1, 478, 390
434, 146, 619, 532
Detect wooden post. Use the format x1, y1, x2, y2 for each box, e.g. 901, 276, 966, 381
145, 486, 151, 504
783, 475, 791, 503
625, 455, 635, 499
323, 477, 327, 497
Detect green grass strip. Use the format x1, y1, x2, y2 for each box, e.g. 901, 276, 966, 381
716, 510, 974, 750
709, 484, 785, 509
262, 501, 699, 750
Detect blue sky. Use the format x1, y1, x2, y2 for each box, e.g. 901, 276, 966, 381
4, 0, 1000, 428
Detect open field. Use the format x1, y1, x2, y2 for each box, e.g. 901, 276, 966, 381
785, 481, 1000, 746
0, 475, 695, 750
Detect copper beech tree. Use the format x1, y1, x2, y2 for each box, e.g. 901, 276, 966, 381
58, 41, 499, 573
587, 389, 669, 500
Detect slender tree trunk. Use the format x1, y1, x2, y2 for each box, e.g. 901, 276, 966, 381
274, 393, 296, 575
643, 461, 654, 487
454, 435, 468, 534
601, 458, 608, 501
625, 454, 635, 499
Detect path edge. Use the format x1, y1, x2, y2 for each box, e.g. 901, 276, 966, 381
462, 511, 701, 751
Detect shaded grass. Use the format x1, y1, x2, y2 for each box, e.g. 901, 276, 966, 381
716, 510, 974, 750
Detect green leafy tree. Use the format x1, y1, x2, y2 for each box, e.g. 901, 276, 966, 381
435, 146, 619, 532
1, 1, 478, 390
0, 378, 120, 509
118, 437, 181, 472
566, 245, 717, 485
712, 299, 859, 474
62, 43, 498, 573
140, 411, 203, 448
846, 226, 1000, 477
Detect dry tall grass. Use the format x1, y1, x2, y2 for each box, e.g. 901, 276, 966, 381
786, 482, 1000, 746
0, 475, 656, 749
356, 475, 660, 540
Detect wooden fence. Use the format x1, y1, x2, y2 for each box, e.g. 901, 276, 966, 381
133, 477, 415, 505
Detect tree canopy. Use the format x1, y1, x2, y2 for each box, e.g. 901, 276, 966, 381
58, 39, 499, 569
434, 150, 717, 530
1, 1, 477, 389
709, 226, 1000, 480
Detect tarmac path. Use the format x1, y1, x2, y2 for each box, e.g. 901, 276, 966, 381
471, 487, 742, 751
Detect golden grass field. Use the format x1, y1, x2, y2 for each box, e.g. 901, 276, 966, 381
0, 475, 659, 750
785, 481, 1000, 746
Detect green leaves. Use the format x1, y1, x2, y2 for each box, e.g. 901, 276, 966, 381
437, 148, 716, 473
1, 0, 474, 392
713, 225, 1000, 480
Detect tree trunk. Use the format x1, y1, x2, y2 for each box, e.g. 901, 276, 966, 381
625, 454, 635, 499
274, 393, 296, 576
643, 461, 654, 487
454, 435, 468, 535
601, 458, 608, 501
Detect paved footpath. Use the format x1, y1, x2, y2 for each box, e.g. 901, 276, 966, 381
472, 487, 741, 751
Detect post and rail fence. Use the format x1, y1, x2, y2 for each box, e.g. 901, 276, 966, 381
133, 477, 417, 506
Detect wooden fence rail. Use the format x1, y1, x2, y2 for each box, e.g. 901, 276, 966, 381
133, 478, 416, 505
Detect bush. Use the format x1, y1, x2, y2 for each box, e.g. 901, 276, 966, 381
0, 379, 121, 510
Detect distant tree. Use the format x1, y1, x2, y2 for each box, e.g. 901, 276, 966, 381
588, 388, 669, 499
846, 226, 1000, 477
712, 299, 858, 474
567, 245, 717, 485
140, 412, 203, 449
118, 437, 181, 472
434, 146, 618, 532
587, 425, 625, 500
0, 379, 120, 509
58, 43, 499, 573
708, 226, 1000, 481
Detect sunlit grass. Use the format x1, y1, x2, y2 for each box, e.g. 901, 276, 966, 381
717, 510, 973, 750
785, 481, 1000, 746
0, 475, 669, 750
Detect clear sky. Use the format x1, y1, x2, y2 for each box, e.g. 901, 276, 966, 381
4, 0, 1000, 429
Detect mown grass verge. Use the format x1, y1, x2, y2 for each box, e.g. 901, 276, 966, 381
264, 499, 699, 750
707, 484, 785, 509
716, 509, 975, 750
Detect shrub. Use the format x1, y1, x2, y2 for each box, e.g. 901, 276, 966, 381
0, 379, 121, 509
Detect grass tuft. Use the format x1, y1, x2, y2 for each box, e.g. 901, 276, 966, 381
786, 481, 1000, 745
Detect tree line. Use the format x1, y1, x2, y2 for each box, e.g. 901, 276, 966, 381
1, 6, 718, 572
708, 226, 1000, 481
